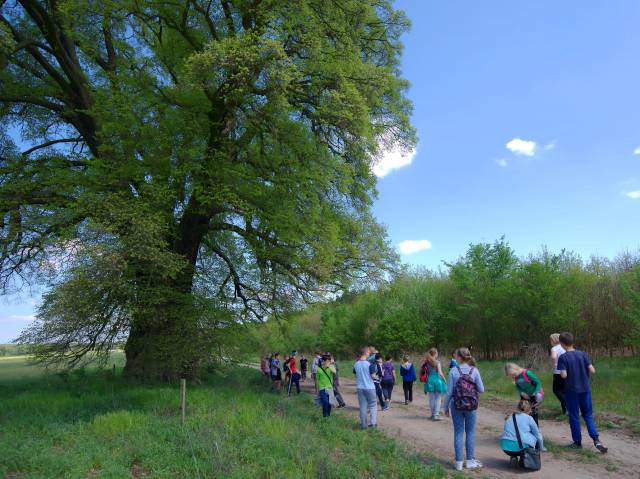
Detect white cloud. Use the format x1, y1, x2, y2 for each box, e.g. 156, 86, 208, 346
495, 158, 508, 168
626, 190, 640, 199
544, 140, 556, 151
506, 138, 537, 157
398, 239, 432, 255
372, 146, 417, 178
633, 146, 640, 155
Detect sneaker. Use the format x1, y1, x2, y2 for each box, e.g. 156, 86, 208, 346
382, 406, 390, 411
566, 442, 582, 449
465, 459, 482, 469
433, 415, 442, 421
404, 401, 408, 405
453, 461, 463, 471
594, 441, 608, 454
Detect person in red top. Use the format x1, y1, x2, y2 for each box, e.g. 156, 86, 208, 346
287, 351, 301, 395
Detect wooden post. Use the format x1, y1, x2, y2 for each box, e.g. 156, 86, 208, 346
180, 378, 186, 425
112, 363, 116, 377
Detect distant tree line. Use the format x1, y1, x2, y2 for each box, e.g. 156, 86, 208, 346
251, 239, 640, 359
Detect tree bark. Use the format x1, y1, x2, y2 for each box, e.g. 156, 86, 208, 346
122, 227, 206, 381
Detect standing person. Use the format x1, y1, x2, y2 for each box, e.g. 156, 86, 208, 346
270, 353, 282, 391
311, 351, 322, 394
400, 355, 417, 405
287, 352, 301, 395
557, 332, 608, 453
504, 363, 544, 426
354, 347, 378, 429
372, 353, 387, 410
500, 400, 544, 467
367, 346, 378, 363
448, 351, 458, 371
549, 333, 567, 415
283, 354, 291, 387
300, 354, 308, 381
424, 348, 448, 420
381, 354, 396, 407
317, 354, 337, 417
444, 347, 485, 471
332, 359, 346, 408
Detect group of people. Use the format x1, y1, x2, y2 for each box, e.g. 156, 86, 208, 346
262, 331, 609, 472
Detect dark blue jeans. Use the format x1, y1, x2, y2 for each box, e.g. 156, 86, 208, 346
319, 388, 332, 417
381, 379, 394, 402
288, 372, 300, 395
374, 383, 385, 408
565, 390, 599, 444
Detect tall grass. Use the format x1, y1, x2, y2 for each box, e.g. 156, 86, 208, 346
477, 357, 640, 418
0, 358, 445, 479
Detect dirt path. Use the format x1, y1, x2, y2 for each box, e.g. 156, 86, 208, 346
301, 376, 640, 478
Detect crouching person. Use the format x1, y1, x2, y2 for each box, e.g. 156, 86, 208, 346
501, 400, 544, 469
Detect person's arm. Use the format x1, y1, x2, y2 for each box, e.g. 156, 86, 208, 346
527, 370, 542, 396
558, 355, 568, 379
474, 369, 485, 393
369, 362, 377, 381
584, 352, 596, 375
444, 369, 456, 414
437, 362, 447, 382
529, 415, 544, 449
392, 365, 397, 381
550, 348, 558, 370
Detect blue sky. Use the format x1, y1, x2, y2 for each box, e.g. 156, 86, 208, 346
376, 0, 640, 269
2, 1, 640, 341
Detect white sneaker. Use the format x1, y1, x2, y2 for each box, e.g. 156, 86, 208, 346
454, 461, 463, 471
465, 459, 482, 469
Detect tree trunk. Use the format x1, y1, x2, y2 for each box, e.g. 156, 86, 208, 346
121, 204, 215, 381
122, 251, 205, 381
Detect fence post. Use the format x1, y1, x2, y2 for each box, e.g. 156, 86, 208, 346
180, 378, 186, 424
112, 363, 116, 377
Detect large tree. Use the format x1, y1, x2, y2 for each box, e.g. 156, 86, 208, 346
0, 0, 413, 379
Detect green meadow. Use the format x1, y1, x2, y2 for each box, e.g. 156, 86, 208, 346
0, 355, 445, 479
478, 357, 640, 419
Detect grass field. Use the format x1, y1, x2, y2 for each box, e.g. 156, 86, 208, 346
477, 357, 640, 419
0, 356, 445, 479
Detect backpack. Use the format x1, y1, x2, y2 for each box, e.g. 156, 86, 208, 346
453, 366, 478, 411
419, 362, 428, 383
522, 369, 544, 397
283, 359, 290, 373
382, 362, 394, 381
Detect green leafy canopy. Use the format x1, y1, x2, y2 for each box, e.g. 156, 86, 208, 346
0, 0, 414, 376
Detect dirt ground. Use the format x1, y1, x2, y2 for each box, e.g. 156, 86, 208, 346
300, 375, 640, 478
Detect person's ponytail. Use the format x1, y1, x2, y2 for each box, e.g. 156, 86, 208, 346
455, 347, 476, 366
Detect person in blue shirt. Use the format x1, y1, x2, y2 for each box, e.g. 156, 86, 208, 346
500, 399, 544, 467
400, 355, 417, 405
448, 350, 458, 371
557, 332, 608, 453
354, 347, 378, 429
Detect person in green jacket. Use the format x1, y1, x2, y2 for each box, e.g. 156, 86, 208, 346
505, 363, 544, 425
